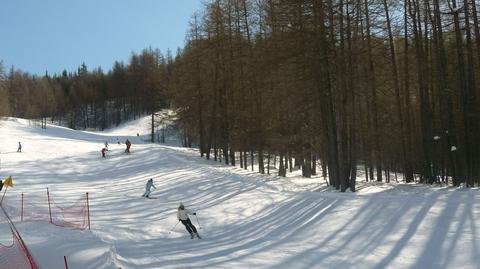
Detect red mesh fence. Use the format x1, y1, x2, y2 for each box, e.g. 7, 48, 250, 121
0, 211, 39, 269
1, 191, 90, 230
1, 193, 49, 223
49, 192, 90, 230
0, 190, 90, 269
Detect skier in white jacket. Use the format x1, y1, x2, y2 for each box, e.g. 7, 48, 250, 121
177, 203, 201, 239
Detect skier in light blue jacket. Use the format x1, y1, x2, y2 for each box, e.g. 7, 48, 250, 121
142, 178, 156, 198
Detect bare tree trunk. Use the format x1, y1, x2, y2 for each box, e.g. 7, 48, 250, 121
240, 151, 244, 168
383, 0, 412, 183
449, 0, 469, 185
364, 0, 382, 182
279, 151, 286, 177
403, 0, 415, 183
409, 0, 434, 183
250, 150, 254, 171
462, 0, 480, 185
259, 150, 265, 174
267, 152, 271, 175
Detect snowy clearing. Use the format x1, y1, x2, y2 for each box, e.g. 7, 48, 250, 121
0, 117, 479, 269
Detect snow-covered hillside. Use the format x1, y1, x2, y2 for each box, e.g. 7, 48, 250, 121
0, 117, 479, 269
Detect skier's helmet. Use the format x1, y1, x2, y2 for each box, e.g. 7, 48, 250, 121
179, 203, 184, 210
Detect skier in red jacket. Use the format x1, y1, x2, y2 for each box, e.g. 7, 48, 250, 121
101, 147, 108, 158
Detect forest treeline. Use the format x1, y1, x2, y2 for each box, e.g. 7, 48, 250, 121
1, 0, 479, 190
0, 49, 171, 132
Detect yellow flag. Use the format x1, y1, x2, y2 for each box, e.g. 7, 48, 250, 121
4, 176, 13, 187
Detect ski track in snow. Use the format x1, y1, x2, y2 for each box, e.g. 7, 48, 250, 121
1, 117, 480, 268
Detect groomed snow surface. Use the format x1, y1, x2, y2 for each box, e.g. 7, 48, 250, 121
1, 117, 479, 269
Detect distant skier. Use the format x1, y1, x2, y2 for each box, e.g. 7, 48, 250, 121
117, 138, 120, 145
101, 147, 108, 158
17, 142, 22, 152
104, 141, 109, 148
177, 203, 201, 239
142, 178, 156, 198
125, 139, 131, 153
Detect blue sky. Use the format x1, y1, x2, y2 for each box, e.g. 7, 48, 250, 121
0, 0, 202, 75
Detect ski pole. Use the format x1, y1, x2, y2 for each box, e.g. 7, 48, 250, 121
0, 186, 8, 206
168, 221, 180, 234
195, 214, 202, 229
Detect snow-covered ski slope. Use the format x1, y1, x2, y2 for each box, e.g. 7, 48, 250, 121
1, 117, 480, 269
